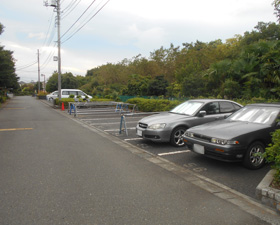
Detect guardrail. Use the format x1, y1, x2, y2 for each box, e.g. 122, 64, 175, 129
68, 101, 138, 117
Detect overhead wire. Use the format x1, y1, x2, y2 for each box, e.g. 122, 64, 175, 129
61, 0, 111, 44
60, 0, 96, 40
16, 8, 56, 73
61, 0, 76, 14
40, 43, 57, 70
61, 0, 82, 20
17, 0, 111, 79
16, 61, 38, 71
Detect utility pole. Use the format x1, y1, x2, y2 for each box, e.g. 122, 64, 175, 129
37, 49, 40, 94
57, 0, 62, 100
45, 0, 62, 100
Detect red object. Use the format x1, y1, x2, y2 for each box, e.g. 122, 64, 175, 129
61, 102, 65, 111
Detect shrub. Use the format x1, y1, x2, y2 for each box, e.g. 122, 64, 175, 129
263, 129, 280, 185
126, 98, 182, 112
0, 96, 7, 103
37, 91, 47, 97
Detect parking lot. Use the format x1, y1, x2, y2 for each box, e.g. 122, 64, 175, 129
58, 101, 270, 200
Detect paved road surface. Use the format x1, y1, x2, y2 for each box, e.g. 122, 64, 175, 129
0, 96, 279, 225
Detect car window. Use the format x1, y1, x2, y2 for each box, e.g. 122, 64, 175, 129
69, 91, 78, 95
229, 107, 280, 124
233, 103, 242, 110
62, 91, 70, 95
220, 102, 237, 113
78, 91, 84, 96
170, 101, 203, 116
200, 102, 219, 115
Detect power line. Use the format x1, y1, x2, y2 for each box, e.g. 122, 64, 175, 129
16, 61, 38, 71
61, 0, 81, 19
60, 0, 96, 40
62, 0, 111, 44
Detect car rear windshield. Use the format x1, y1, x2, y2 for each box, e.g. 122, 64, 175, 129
228, 106, 280, 124
170, 101, 203, 115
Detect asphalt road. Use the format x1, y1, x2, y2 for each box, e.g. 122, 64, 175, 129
0, 96, 279, 225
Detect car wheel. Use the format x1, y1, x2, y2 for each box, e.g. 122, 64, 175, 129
170, 126, 187, 147
49, 97, 53, 101
242, 141, 265, 169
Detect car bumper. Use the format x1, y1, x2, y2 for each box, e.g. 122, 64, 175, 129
183, 136, 246, 162
136, 126, 171, 142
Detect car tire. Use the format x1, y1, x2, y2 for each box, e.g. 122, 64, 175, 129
242, 141, 265, 170
170, 126, 187, 147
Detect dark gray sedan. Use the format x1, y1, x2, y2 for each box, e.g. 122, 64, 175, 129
183, 103, 280, 169
136, 99, 242, 147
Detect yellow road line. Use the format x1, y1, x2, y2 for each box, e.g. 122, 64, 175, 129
0, 128, 33, 132
4, 108, 25, 110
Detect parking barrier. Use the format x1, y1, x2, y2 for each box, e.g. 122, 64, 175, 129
118, 111, 160, 136
119, 114, 128, 135
67, 101, 138, 117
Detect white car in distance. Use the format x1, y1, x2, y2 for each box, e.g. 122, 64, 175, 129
46, 89, 92, 101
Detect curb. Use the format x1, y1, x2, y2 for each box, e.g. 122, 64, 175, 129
256, 169, 280, 214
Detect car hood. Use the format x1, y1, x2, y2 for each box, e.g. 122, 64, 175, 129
188, 120, 271, 139
139, 112, 192, 124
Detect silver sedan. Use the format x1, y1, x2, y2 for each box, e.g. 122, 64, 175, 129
136, 99, 242, 147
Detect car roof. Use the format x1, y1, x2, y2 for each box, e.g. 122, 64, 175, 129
246, 103, 280, 108
188, 99, 238, 103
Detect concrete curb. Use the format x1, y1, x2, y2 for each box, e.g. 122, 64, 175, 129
256, 169, 280, 214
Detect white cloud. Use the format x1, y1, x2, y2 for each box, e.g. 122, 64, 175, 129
28, 32, 46, 40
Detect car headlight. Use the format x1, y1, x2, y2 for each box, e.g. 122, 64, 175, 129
184, 131, 194, 137
148, 123, 166, 130
211, 138, 239, 145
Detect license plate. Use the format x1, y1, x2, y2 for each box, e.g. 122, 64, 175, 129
193, 144, 205, 154
137, 129, 142, 137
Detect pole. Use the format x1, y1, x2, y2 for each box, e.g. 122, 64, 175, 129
57, 0, 62, 100
37, 49, 40, 94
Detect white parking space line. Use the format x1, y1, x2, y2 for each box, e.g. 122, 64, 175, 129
89, 121, 137, 125
158, 150, 190, 156
104, 128, 136, 132
80, 117, 144, 121
124, 138, 143, 141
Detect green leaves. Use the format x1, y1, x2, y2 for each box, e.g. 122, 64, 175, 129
263, 129, 280, 183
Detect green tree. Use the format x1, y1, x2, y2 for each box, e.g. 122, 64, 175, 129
273, 0, 280, 22
122, 74, 150, 96
46, 72, 79, 92
0, 23, 19, 91
147, 75, 169, 96
61, 72, 79, 89
46, 73, 58, 92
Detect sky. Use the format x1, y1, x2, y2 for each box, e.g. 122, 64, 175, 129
0, 0, 277, 83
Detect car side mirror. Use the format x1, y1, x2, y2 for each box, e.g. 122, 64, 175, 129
276, 121, 280, 127
198, 111, 206, 117
224, 114, 230, 119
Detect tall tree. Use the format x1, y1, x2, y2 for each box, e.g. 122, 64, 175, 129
273, 0, 280, 22
0, 23, 19, 91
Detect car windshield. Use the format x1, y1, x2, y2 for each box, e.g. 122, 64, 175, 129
228, 106, 280, 124
170, 101, 203, 115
